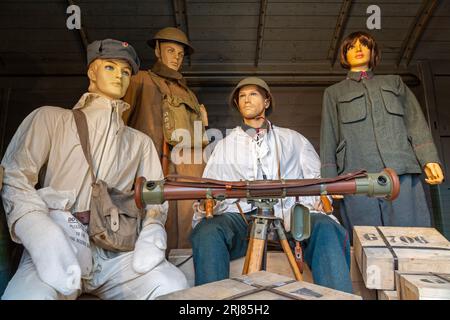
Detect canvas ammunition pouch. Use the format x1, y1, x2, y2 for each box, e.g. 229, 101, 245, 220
149, 71, 208, 147
73, 109, 144, 252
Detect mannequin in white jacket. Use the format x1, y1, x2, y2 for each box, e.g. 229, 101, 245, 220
1, 39, 187, 300
190, 77, 353, 293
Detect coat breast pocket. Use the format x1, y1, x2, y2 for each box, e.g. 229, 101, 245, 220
381, 85, 404, 116
337, 91, 367, 124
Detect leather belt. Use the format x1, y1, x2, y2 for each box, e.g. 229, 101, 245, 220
74, 211, 90, 225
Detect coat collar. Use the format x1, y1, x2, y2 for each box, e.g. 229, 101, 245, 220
73, 92, 130, 114
151, 60, 184, 82
241, 120, 269, 138
346, 70, 374, 82
236, 119, 273, 139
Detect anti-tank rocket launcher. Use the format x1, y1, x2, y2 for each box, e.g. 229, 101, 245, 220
134, 168, 400, 210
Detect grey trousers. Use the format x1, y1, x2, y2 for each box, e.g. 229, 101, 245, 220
340, 174, 431, 242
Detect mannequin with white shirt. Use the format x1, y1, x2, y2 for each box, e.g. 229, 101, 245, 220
190, 77, 352, 293
1, 39, 187, 300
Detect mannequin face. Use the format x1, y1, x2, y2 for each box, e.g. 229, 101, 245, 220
346, 39, 371, 71
155, 41, 185, 71
88, 59, 132, 100
237, 85, 270, 123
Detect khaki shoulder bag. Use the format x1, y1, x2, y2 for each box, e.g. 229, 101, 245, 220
149, 71, 208, 147
72, 109, 144, 252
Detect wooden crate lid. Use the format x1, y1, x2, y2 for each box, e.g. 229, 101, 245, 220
354, 226, 450, 250
354, 226, 450, 270
158, 271, 361, 300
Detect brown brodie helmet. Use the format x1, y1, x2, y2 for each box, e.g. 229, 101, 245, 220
228, 77, 275, 117
147, 27, 195, 56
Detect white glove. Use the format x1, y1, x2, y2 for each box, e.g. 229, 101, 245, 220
132, 223, 167, 274
14, 212, 81, 296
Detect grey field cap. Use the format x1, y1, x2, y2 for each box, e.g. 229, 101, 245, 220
228, 77, 275, 115
87, 39, 141, 75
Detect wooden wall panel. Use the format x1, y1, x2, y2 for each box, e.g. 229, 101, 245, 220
442, 137, 450, 177
434, 76, 450, 136
0, 78, 86, 158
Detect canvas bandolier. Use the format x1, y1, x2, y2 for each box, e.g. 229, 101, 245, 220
148, 71, 208, 149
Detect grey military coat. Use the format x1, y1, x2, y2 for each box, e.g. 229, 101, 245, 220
320, 70, 440, 178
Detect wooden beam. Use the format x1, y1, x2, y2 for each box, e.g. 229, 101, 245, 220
327, 0, 353, 67
417, 60, 444, 162
397, 0, 439, 66
255, 0, 268, 67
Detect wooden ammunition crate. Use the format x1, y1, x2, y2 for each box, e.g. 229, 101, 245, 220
158, 271, 361, 300
168, 249, 314, 288
350, 247, 377, 300
377, 290, 398, 300
395, 272, 450, 300
354, 226, 450, 290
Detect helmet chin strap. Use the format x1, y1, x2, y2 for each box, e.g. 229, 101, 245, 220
250, 103, 269, 124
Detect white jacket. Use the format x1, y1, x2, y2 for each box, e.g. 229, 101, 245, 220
193, 123, 331, 231
1, 93, 167, 242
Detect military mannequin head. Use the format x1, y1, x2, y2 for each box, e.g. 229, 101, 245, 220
148, 27, 194, 71
86, 39, 140, 99
229, 77, 275, 128
87, 59, 132, 100
155, 41, 185, 71
340, 32, 380, 71
237, 85, 270, 124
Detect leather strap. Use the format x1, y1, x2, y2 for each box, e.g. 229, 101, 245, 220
165, 170, 366, 190
72, 109, 96, 183
235, 202, 249, 226
226, 278, 303, 300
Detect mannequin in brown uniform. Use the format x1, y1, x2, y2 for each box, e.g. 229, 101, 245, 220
123, 27, 208, 249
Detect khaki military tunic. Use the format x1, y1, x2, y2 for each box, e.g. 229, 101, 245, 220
123, 61, 206, 249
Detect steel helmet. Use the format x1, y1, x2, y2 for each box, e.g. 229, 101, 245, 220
147, 27, 194, 55
228, 77, 275, 116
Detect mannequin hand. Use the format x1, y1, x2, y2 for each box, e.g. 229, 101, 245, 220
424, 163, 444, 185
14, 212, 81, 295
132, 223, 167, 274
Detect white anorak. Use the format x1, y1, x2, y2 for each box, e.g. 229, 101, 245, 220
193, 123, 334, 231
1, 93, 190, 300
1, 93, 167, 241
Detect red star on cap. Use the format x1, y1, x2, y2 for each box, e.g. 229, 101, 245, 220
122, 42, 129, 47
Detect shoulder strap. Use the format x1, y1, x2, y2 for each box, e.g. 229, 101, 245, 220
148, 71, 171, 96
72, 109, 96, 182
